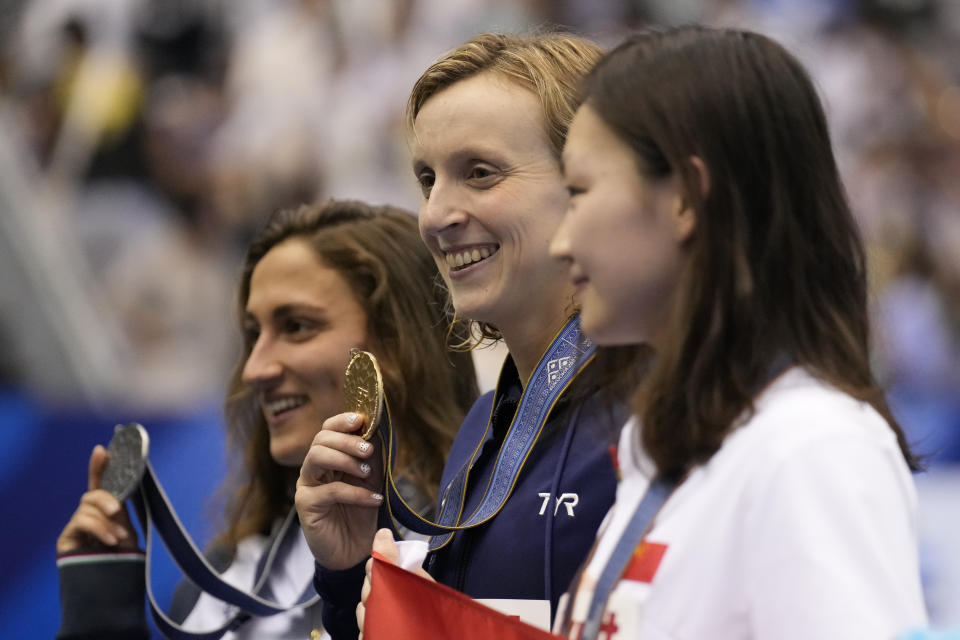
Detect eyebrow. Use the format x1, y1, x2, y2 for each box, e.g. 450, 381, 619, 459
245, 303, 328, 323
412, 146, 510, 172
275, 303, 327, 319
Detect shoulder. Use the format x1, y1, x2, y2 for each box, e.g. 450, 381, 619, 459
729, 372, 927, 635
733, 367, 901, 466
721, 369, 917, 527
647, 367, 917, 524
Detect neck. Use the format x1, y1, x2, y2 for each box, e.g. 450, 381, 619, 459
500, 312, 572, 386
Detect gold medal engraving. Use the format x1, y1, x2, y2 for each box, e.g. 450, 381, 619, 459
343, 348, 384, 440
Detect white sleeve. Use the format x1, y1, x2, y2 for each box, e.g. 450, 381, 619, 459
744, 433, 927, 639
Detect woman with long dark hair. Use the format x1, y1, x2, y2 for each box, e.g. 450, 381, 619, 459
550, 25, 927, 639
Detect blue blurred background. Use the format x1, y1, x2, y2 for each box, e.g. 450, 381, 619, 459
0, 395, 226, 638
1, 0, 959, 637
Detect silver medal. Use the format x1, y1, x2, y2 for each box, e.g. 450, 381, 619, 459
100, 423, 150, 502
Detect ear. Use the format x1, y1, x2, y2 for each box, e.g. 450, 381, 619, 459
689, 155, 711, 199
672, 193, 696, 244
672, 156, 709, 244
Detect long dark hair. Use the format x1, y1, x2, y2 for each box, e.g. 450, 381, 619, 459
217, 200, 479, 550
580, 26, 918, 477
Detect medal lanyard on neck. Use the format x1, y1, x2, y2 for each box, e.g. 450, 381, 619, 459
382, 314, 596, 551
576, 475, 676, 640
132, 466, 319, 639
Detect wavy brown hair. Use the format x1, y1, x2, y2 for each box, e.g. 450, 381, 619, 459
216, 200, 479, 550
406, 31, 604, 345
579, 26, 918, 477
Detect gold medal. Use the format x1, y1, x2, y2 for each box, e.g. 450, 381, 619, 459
343, 348, 384, 440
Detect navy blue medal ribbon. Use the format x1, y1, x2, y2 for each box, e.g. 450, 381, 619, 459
131, 462, 319, 639
382, 314, 595, 551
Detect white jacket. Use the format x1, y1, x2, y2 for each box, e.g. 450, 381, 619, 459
560, 368, 927, 639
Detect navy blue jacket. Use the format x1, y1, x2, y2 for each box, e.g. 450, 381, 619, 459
315, 358, 626, 639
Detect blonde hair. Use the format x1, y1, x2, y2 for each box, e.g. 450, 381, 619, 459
408, 32, 603, 343
408, 32, 602, 158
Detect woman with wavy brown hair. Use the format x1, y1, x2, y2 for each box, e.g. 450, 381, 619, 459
219, 200, 478, 551
550, 25, 927, 639
56, 200, 478, 639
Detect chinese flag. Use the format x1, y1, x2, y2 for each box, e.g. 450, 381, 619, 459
363, 552, 563, 640
621, 542, 668, 583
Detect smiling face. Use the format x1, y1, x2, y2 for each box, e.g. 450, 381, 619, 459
551, 105, 693, 347
241, 238, 367, 467
411, 71, 574, 338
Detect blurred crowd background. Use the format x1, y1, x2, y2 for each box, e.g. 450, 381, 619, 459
0, 0, 958, 637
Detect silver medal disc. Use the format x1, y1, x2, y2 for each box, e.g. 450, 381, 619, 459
100, 423, 150, 502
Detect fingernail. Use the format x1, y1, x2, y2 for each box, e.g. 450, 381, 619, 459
371, 493, 383, 502
347, 413, 359, 425
115, 527, 128, 540
359, 463, 371, 475
105, 501, 121, 516
357, 441, 371, 453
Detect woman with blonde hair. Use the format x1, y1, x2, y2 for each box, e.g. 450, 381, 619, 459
297, 32, 636, 639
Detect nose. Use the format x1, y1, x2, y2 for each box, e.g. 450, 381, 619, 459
418, 178, 469, 238
549, 213, 573, 263
241, 334, 283, 389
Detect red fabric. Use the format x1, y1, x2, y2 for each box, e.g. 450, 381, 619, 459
621, 541, 668, 584
363, 552, 562, 640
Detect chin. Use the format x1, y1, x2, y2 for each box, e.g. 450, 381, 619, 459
270, 443, 308, 468
581, 312, 635, 346
580, 311, 610, 344
451, 298, 497, 327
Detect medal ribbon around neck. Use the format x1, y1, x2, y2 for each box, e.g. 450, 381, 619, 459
575, 475, 676, 640
379, 314, 596, 551
99, 424, 319, 640
135, 465, 319, 640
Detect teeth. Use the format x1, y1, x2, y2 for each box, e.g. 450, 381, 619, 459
266, 396, 307, 416
444, 246, 496, 269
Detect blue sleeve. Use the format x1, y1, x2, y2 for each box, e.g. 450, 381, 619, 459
314, 396, 494, 640
314, 560, 366, 640
56, 552, 149, 640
